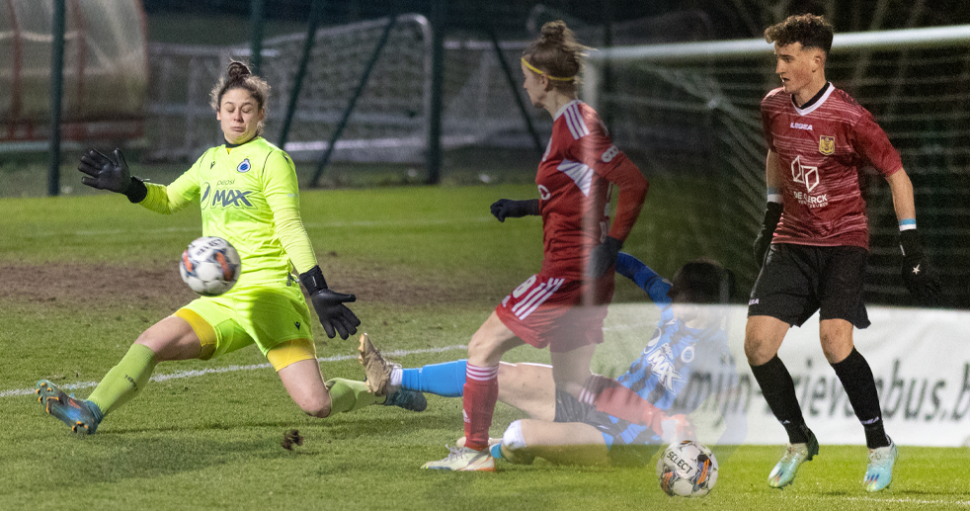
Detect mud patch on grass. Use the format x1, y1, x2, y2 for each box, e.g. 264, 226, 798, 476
0, 260, 495, 310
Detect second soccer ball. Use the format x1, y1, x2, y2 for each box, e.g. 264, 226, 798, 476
657, 440, 718, 497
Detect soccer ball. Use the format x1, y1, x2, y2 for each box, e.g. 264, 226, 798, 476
179, 236, 241, 296
656, 440, 718, 497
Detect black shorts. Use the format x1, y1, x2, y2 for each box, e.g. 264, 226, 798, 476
748, 243, 870, 329
554, 389, 660, 466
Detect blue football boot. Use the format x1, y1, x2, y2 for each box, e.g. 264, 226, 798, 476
864, 438, 898, 492
35, 380, 103, 435
383, 387, 427, 412
768, 427, 819, 488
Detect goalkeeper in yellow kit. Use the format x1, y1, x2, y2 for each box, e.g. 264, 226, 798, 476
35, 61, 422, 435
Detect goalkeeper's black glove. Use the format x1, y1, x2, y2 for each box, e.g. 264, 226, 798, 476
490, 199, 539, 222
753, 202, 783, 267
77, 148, 147, 203
899, 229, 941, 305
300, 266, 361, 340
587, 236, 623, 279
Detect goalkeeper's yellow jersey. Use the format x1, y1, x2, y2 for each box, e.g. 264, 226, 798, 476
138, 137, 316, 288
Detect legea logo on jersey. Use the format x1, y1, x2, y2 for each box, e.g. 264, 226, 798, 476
819, 135, 835, 155
791, 155, 819, 192
237, 158, 252, 173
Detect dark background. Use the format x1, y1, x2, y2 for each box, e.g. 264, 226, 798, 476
143, 0, 970, 39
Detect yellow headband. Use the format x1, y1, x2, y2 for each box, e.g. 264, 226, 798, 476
521, 57, 575, 82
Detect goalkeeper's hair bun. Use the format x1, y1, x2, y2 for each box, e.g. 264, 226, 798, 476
226, 61, 253, 83
523, 20, 591, 92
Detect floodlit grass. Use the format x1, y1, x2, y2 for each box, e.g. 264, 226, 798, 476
2, 185, 966, 510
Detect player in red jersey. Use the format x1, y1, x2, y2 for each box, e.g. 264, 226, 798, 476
419, 20, 648, 471
745, 14, 940, 492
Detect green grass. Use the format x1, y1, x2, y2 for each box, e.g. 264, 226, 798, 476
1, 185, 966, 510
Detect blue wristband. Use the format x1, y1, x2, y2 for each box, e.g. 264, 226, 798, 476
899, 219, 916, 231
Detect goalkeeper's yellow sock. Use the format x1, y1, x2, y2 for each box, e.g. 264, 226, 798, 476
87, 343, 157, 415
326, 378, 384, 414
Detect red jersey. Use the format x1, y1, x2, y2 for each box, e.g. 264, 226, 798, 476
537, 100, 648, 278
761, 84, 902, 249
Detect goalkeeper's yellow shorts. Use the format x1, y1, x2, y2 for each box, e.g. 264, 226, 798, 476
174, 283, 315, 370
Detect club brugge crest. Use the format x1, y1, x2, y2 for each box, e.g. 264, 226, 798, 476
236, 158, 252, 173
818, 135, 835, 155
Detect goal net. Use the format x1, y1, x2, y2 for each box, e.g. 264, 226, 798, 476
145, 9, 715, 165
0, 0, 146, 150
584, 26, 970, 307
147, 15, 429, 163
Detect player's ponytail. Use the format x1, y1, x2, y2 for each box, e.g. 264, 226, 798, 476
209, 60, 271, 135
523, 20, 590, 93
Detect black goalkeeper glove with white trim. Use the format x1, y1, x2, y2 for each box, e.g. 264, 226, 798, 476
77, 148, 147, 203
899, 229, 941, 305
300, 266, 361, 340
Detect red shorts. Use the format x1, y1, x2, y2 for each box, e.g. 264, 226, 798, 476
495, 272, 614, 353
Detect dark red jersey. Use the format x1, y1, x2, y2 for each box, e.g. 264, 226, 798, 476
761, 84, 902, 249
536, 100, 648, 279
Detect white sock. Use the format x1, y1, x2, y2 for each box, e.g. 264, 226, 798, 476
390, 366, 403, 388
502, 420, 527, 451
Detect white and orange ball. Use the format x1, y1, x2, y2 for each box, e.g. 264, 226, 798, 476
657, 440, 718, 497
179, 236, 241, 296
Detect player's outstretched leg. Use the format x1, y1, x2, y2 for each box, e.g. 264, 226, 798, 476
35, 380, 104, 435
357, 333, 427, 412
768, 426, 819, 488
421, 445, 495, 472
863, 437, 898, 492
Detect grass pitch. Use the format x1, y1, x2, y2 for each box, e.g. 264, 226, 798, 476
1, 184, 967, 510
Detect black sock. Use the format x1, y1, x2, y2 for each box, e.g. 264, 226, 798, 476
831, 348, 890, 449
751, 355, 809, 444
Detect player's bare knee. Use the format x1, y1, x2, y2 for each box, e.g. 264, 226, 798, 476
467, 335, 505, 366
303, 400, 332, 418
299, 394, 332, 418
820, 336, 853, 364
744, 336, 775, 366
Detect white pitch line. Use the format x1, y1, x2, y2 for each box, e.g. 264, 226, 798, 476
795, 495, 970, 507
0, 344, 468, 399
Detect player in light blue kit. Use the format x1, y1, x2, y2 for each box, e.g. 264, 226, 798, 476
359, 253, 745, 466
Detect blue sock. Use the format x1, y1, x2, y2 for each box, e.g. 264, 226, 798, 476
401, 360, 468, 397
